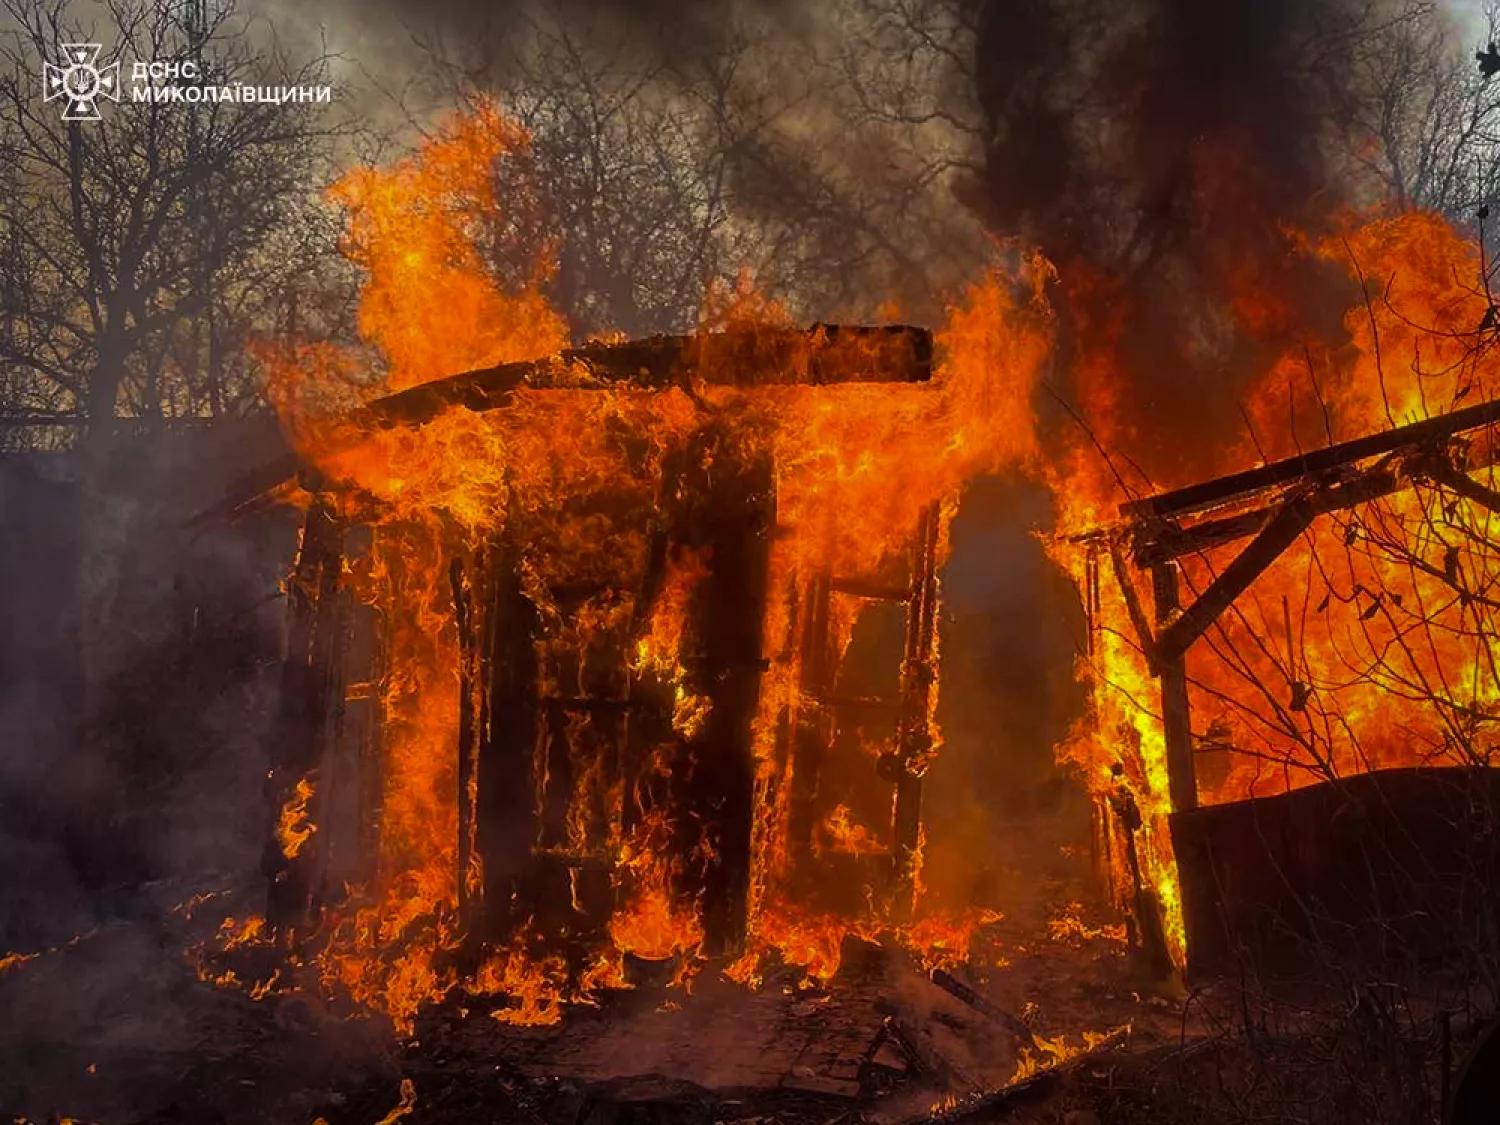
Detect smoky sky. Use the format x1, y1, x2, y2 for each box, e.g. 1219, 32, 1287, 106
972, 0, 1358, 253
971, 0, 1380, 486
283, 0, 1405, 484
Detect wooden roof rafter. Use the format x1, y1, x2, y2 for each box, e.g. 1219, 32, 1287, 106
193, 324, 934, 528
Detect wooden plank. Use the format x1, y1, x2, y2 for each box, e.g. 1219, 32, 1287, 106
264, 501, 345, 939
893, 502, 942, 910
1151, 564, 1198, 815
667, 428, 776, 953
451, 554, 480, 925
788, 573, 835, 872
1152, 493, 1324, 666
366, 324, 933, 429
475, 534, 541, 945
1121, 397, 1500, 523
1107, 537, 1155, 657
829, 576, 911, 602
929, 969, 1036, 1047
1132, 452, 1461, 564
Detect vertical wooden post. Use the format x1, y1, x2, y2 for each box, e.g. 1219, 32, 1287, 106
476, 534, 541, 946
787, 572, 834, 873
265, 499, 344, 941
1151, 562, 1198, 814
892, 502, 942, 913
354, 603, 385, 891
451, 554, 480, 927
672, 430, 774, 954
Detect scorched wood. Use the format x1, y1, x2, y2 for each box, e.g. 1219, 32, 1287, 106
1149, 562, 1197, 813
892, 502, 942, 911
366, 324, 934, 429
668, 426, 775, 954
473, 535, 542, 944
1120, 396, 1500, 523
193, 324, 933, 529
265, 500, 345, 939
787, 571, 835, 874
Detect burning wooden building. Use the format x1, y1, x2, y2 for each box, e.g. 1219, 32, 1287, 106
247, 319, 1035, 1029
210, 106, 1050, 1032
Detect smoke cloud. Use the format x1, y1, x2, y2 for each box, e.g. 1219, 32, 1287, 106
970, 0, 1388, 485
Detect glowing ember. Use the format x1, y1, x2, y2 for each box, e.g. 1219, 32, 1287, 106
1008, 1025, 1131, 1085
373, 1079, 417, 1125
276, 778, 316, 860
1047, 902, 1127, 945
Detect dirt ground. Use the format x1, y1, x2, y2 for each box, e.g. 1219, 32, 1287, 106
0, 809, 1484, 1125
0, 880, 1195, 1125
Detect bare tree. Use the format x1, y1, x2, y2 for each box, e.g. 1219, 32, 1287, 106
402, 0, 996, 338
725, 0, 990, 321
0, 0, 353, 455
409, 6, 742, 340
1338, 0, 1500, 220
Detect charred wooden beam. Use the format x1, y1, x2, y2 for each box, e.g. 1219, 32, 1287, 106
788, 573, 836, 871
828, 576, 911, 602
1153, 495, 1319, 668
451, 554, 481, 923
892, 502, 942, 910
669, 428, 775, 954
192, 326, 932, 531
1122, 397, 1500, 523
1151, 563, 1198, 814
1131, 446, 1499, 565
1134, 506, 1293, 567
929, 968, 1037, 1047
1426, 457, 1500, 516
1108, 537, 1156, 656
474, 535, 542, 944
354, 606, 386, 889
309, 579, 356, 911
1147, 465, 1409, 665
265, 500, 345, 939
817, 694, 906, 713
366, 324, 933, 430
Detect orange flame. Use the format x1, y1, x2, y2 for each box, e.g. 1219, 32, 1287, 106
276, 777, 316, 860
1047, 206, 1500, 966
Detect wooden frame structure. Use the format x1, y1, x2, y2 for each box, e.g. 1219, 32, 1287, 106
1081, 397, 1500, 968
257, 325, 944, 960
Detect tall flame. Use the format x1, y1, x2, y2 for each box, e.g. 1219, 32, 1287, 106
260, 102, 1053, 1028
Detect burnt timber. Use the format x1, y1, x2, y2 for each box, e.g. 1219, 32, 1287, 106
366, 322, 934, 428
263, 501, 346, 939
1120, 394, 1500, 526
201, 324, 933, 527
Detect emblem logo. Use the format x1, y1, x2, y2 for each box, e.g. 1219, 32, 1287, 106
43, 44, 121, 122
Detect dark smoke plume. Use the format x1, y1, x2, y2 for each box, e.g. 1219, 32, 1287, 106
971, 0, 1374, 485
